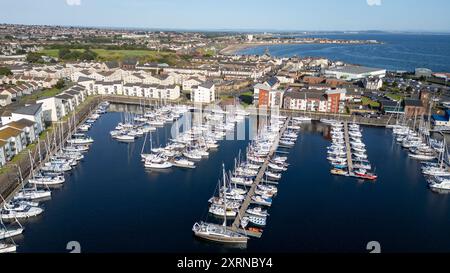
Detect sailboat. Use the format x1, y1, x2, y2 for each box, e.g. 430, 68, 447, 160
0, 242, 17, 253
13, 161, 51, 201
192, 164, 248, 244
0, 217, 24, 240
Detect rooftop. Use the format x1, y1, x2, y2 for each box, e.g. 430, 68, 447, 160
6, 118, 36, 130
13, 103, 42, 116
0, 127, 23, 140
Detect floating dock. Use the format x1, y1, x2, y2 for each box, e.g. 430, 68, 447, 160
231, 117, 291, 237
344, 122, 354, 175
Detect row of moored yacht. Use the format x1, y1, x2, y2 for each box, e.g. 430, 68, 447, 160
140, 108, 249, 170
391, 124, 450, 191
328, 122, 377, 180
192, 116, 302, 245
110, 105, 190, 143
0, 101, 109, 253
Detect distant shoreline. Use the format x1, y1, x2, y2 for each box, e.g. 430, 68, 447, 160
220, 41, 383, 55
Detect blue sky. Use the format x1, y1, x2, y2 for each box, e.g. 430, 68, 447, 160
1, 0, 449, 32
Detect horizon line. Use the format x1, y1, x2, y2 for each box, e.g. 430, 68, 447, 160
1, 22, 450, 35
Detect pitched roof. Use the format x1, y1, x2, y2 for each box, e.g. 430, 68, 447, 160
77, 76, 94, 83
13, 103, 42, 116
0, 127, 23, 140
199, 81, 215, 89
6, 118, 35, 130
254, 83, 270, 90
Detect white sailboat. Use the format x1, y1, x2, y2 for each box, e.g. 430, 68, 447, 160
193, 164, 248, 244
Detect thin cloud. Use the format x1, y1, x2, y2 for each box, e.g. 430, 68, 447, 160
66, 0, 81, 6
367, 0, 382, 6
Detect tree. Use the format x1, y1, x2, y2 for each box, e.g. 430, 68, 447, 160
80, 49, 97, 61
58, 48, 71, 59
55, 79, 65, 89
26, 52, 43, 63
0, 67, 12, 76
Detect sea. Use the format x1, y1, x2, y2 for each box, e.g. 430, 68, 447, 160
237, 33, 450, 73
11, 104, 450, 253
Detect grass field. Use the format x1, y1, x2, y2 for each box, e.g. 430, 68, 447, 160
39, 48, 183, 65
385, 93, 404, 102
361, 96, 380, 108
24, 87, 64, 103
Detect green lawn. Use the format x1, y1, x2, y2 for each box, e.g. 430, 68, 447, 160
385, 93, 404, 101
361, 96, 380, 108
24, 87, 64, 103
39, 48, 183, 65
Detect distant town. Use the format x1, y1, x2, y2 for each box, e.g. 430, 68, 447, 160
0, 23, 450, 169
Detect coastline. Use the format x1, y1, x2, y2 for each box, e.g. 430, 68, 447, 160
220, 41, 383, 55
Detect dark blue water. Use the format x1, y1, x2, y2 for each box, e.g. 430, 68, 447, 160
238, 34, 450, 72
13, 111, 450, 253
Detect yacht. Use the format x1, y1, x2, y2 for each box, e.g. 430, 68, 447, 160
192, 222, 248, 244
116, 134, 135, 142
429, 178, 450, 190
63, 145, 90, 153
0, 243, 17, 253
230, 176, 253, 186
172, 157, 196, 169
0, 225, 24, 240
246, 207, 269, 217
243, 216, 266, 227
67, 136, 94, 145
14, 187, 51, 200
144, 159, 173, 169
208, 204, 237, 218
354, 169, 377, 180
251, 195, 272, 206
1, 203, 44, 220
208, 197, 241, 210
28, 174, 65, 186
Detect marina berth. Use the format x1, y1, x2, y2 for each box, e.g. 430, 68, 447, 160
192, 116, 297, 242
326, 122, 376, 180
0, 101, 110, 252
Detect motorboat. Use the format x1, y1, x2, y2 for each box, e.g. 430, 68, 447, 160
331, 168, 348, 176
354, 169, 377, 180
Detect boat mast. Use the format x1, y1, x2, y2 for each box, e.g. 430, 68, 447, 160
222, 163, 227, 227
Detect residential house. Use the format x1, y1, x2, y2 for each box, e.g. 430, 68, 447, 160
55, 94, 76, 114
0, 94, 12, 106
363, 77, 383, 90
283, 89, 328, 112
0, 127, 26, 160
191, 82, 215, 103
258, 89, 284, 108
5, 119, 38, 145
9, 103, 44, 134
182, 77, 203, 91
0, 140, 7, 167
37, 96, 66, 122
